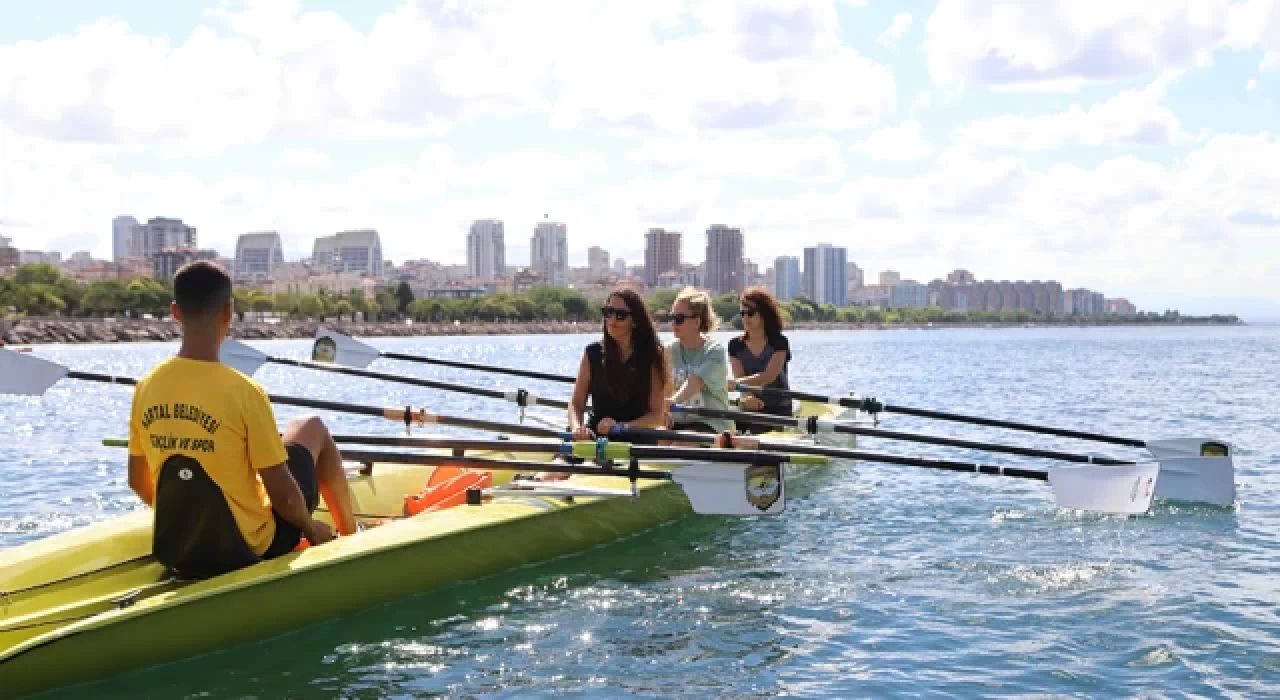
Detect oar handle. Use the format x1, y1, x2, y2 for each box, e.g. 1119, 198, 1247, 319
381, 352, 576, 384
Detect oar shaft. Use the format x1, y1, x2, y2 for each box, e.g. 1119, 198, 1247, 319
672, 403, 1137, 465
336, 449, 672, 480
332, 435, 568, 453
613, 424, 1050, 481
773, 442, 1052, 482
269, 356, 571, 410
871, 402, 1147, 448
381, 351, 575, 384
841, 425, 1136, 465
734, 384, 1148, 448
65, 369, 560, 437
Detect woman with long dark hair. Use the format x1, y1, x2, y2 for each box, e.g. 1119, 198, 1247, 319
566, 288, 669, 441
728, 286, 794, 433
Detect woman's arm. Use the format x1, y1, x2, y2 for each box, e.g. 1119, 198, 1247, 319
670, 373, 706, 404
735, 351, 787, 387
626, 366, 671, 429
567, 352, 592, 436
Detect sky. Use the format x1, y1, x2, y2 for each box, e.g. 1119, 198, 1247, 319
1, 0, 1278, 319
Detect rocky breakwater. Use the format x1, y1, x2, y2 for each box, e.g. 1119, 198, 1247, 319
2, 318, 599, 345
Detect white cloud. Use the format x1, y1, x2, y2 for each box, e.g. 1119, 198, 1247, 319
850, 121, 935, 161
0, 0, 897, 154
278, 149, 330, 169
1247, 79, 1259, 90
1226, 0, 1280, 71
876, 13, 913, 46
627, 134, 847, 183
924, 0, 1236, 91
956, 82, 1192, 151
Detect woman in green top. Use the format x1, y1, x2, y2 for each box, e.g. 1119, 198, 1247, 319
664, 287, 735, 435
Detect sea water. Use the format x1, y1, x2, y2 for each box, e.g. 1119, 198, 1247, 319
2, 325, 1277, 697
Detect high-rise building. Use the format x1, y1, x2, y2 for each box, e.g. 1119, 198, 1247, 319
587, 246, 610, 279
847, 262, 865, 289
111, 216, 140, 261
312, 229, 383, 277
803, 243, 848, 306
947, 269, 976, 285
234, 232, 285, 280
774, 256, 801, 301
879, 270, 901, 287
644, 228, 681, 287
152, 248, 219, 281
613, 257, 627, 277
530, 219, 569, 287
467, 219, 506, 282
704, 224, 744, 295
137, 217, 197, 257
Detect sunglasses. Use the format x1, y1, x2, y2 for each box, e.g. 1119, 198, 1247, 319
669, 313, 692, 325
601, 307, 633, 320
740, 308, 759, 317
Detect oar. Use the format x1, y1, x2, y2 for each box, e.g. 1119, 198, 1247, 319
310, 328, 575, 383
102, 433, 828, 469
607, 425, 1159, 516
671, 404, 1140, 465
730, 385, 1237, 507
221, 339, 570, 415
0, 347, 564, 439
0, 348, 802, 517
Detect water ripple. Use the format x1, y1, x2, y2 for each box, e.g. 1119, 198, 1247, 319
6, 326, 1280, 697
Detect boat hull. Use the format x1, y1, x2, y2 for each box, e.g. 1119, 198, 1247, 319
1, 470, 690, 698
1, 403, 850, 697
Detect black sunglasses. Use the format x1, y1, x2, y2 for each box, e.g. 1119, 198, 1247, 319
601, 307, 633, 320
740, 307, 758, 317
669, 313, 692, 324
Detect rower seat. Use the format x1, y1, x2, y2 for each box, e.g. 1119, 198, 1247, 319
152, 455, 260, 580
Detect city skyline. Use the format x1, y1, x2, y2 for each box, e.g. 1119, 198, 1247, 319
1, 2, 1278, 319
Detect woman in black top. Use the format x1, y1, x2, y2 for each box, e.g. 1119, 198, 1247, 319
728, 287, 793, 432
567, 288, 669, 440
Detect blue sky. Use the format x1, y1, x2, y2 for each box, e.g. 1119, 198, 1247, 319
1, 0, 1278, 318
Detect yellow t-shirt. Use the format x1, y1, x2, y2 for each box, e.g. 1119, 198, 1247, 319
128, 356, 290, 556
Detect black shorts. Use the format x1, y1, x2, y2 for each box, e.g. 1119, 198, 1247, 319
261, 443, 320, 559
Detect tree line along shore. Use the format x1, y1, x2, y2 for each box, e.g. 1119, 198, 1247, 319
2, 263, 1242, 346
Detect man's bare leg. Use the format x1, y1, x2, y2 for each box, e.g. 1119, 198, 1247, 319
282, 415, 358, 536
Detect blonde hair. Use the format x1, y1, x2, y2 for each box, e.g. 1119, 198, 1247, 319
674, 286, 718, 333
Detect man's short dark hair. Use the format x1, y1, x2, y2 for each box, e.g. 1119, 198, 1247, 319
173, 261, 233, 318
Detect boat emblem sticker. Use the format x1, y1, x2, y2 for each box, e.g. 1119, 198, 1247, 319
745, 464, 782, 512
313, 336, 337, 363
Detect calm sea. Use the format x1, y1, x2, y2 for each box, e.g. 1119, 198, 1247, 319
2, 325, 1278, 697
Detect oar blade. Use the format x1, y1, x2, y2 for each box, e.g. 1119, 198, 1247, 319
1048, 461, 1159, 515
313, 328, 380, 369
219, 339, 269, 376
0, 348, 69, 396
1144, 438, 1237, 507
671, 462, 787, 516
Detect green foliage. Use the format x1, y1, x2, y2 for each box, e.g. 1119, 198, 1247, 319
394, 282, 414, 314
646, 288, 677, 314
712, 293, 740, 323
0, 264, 1243, 327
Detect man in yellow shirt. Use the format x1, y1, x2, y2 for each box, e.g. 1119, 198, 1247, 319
127, 261, 357, 576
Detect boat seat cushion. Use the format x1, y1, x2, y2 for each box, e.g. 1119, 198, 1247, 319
153, 455, 261, 580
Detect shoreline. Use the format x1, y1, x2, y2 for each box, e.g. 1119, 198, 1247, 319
0, 317, 1245, 346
